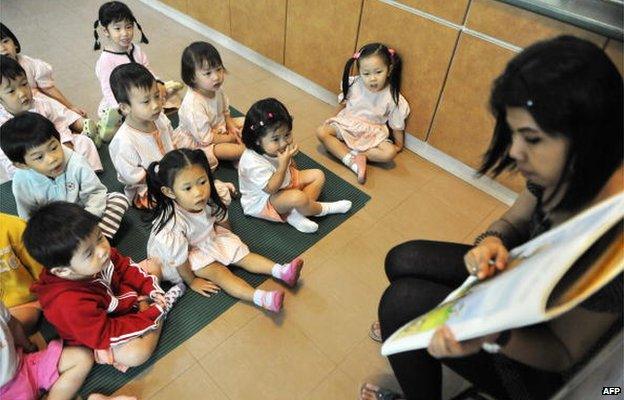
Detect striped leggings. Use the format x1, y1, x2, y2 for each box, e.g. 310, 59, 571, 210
100, 192, 130, 238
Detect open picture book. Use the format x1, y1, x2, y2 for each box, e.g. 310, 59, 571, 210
381, 192, 624, 356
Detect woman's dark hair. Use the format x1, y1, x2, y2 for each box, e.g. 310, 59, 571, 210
342, 42, 402, 104
146, 148, 227, 234
0, 111, 61, 164
0, 23, 20, 54
23, 201, 101, 269
93, 1, 148, 50
181, 41, 225, 88
480, 35, 623, 212
241, 98, 293, 154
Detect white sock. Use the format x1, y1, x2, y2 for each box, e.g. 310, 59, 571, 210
286, 209, 318, 233
315, 200, 352, 216
271, 263, 283, 279
252, 289, 264, 307
341, 153, 359, 174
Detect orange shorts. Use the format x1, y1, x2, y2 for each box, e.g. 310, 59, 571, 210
260, 166, 301, 222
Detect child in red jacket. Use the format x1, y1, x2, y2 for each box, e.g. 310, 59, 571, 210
25, 202, 185, 372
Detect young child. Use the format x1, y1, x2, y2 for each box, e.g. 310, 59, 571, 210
26, 202, 186, 372
239, 98, 352, 233
0, 23, 88, 117
0, 55, 102, 182
317, 43, 410, 183
108, 63, 175, 209
93, 1, 181, 141
1, 112, 129, 239
0, 213, 43, 334
146, 148, 304, 313
174, 41, 245, 170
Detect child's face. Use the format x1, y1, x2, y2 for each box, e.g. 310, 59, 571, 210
0, 37, 18, 59
358, 54, 390, 92
164, 164, 211, 213
16, 137, 66, 178
258, 124, 293, 157
194, 62, 225, 94
0, 74, 33, 114
51, 227, 111, 280
119, 81, 162, 123
104, 19, 134, 51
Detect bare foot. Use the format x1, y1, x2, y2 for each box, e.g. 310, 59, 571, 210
360, 383, 404, 400
88, 394, 138, 400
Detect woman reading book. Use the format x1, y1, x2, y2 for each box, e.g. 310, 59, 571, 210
362, 35, 623, 400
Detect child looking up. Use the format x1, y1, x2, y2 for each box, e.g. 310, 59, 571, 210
317, 43, 410, 183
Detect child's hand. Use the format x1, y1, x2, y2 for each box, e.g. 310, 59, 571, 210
70, 106, 88, 118
277, 144, 298, 166
191, 277, 221, 297
151, 292, 168, 310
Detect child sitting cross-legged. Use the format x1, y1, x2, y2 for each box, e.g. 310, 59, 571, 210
25, 201, 186, 372
0, 112, 129, 239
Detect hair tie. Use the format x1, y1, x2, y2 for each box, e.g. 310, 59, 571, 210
388, 48, 396, 58
154, 163, 160, 174
353, 52, 360, 60
526, 100, 534, 107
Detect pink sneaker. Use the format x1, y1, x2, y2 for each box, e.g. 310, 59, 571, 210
260, 290, 284, 313
281, 258, 304, 287
354, 154, 367, 184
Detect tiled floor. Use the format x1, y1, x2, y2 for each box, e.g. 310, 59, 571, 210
2, 1, 509, 398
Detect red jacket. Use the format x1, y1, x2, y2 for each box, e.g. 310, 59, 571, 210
31, 248, 165, 349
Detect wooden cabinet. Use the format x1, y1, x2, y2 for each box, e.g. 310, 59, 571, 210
357, 0, 460, 140
161, 0, 187, 14
188, 0, 231, 35
466, 0, 607, 49
230, 0, 287, 63
284, 0, 362, 93
396, 0, 470, 24
427, 33, 524, 191
605, 39, 624, 76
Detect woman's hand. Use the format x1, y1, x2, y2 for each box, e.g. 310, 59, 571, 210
427, 325, 499, 358
464, 236, 509, 280
190, 277, 221, 297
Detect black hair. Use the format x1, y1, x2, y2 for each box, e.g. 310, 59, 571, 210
181, 41, 225, 88
146, 148, 227, 235
23, 201, 101, 269
109, 62, 155, 105
241, 98, 293, 154
0, 23, 20, 54
0, 112, 61, 163
480, 35, 623, 212
93, 1, 148, 50
341, 42, 402, 105
0, 54, 27, 84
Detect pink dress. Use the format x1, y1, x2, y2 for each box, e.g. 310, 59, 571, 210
172, 88, 231, 171
95, 44, 157, 117
326, 76, 410, 152
147, 203, 250, 283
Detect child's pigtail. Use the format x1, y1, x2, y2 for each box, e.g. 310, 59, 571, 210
341, 55, 358, 103
146, 161, 173, 234
93, 20, 101, 51
388, 49, 402, 105
136, 21, 149, 45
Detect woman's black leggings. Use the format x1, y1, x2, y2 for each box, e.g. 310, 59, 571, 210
379, 240, 563, 400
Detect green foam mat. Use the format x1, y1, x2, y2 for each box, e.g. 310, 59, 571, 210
0, 108, 370, 396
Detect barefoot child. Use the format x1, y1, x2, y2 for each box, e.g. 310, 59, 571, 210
240, 98, 352, 233
146, 148, 303, 313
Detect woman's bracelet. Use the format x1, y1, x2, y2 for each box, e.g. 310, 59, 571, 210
473, 230, 505, 246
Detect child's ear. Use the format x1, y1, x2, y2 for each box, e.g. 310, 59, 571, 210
49, 266, 73, 278
118, 102, 131, 116
161, 186, 176, 199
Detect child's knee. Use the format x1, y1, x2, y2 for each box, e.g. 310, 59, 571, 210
311, 169, 325, 185
115, 341, 154, 367
316, 125, 331, 141
63, 346, 94, 373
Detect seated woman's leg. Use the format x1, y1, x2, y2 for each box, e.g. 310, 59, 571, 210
385, 240, 471, 285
